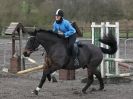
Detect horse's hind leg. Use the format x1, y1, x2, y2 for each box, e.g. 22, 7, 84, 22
51, 72, 58, 82
82, 69, 94, 94
47, 74, 51, 81
47, 72, 58, 82
94, 70, 104, 90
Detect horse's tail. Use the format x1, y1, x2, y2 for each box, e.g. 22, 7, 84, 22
99, 32, 117, 54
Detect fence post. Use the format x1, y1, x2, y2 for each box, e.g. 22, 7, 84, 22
105, 22, 120, 76
91, 22, 105, 78
100, 22, 105, 77
5, 22, 24, 73
91, 22, 120, 77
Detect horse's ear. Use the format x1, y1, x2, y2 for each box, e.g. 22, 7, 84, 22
28, 29, 37, 36
28, 30, 37, 36
24, 27, 36, 36
34, 29, 37, 33
28, 32, 35, 36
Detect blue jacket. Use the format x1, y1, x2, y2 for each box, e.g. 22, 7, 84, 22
53, 19, 76, 38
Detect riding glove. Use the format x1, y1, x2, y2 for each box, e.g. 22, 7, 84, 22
23, 52, 30, 57
58, 31, 64, 36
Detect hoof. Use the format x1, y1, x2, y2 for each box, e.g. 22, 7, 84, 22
73, 91, 80, 94
90, 88, 97, 91
52, 77, 58, 83
32, 90, 38, 95
47, 75, 51, 82
82, 89, 87, 94
99, 86, 104, 90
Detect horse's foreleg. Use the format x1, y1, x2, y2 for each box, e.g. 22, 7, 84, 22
94, 70, 104, 90
32, 67, 58, 95
32, 70, 47, 95
82, 69, 94, 94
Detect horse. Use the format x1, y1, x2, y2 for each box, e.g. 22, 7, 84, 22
23, 29, 117, 95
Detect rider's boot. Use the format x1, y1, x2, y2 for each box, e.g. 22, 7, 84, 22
74, 57, 79, 66
73, 43, 79, 67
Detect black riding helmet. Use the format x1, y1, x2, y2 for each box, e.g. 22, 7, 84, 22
56, 9, 64, 17
55, 9, 64, 24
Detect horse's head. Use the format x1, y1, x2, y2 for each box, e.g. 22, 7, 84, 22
23, 29, 66, 57
23, 30, 40, 57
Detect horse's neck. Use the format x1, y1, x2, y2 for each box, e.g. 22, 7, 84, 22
40, 39, 67, 54
37, 31, 67, 54
38, 31, 65, 43
38, 30, 62, 41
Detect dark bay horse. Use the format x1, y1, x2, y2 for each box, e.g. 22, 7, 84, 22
23, 29, 117, 95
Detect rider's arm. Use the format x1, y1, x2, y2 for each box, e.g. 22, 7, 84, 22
53, 22, 58, 33
64, 20, 76, 38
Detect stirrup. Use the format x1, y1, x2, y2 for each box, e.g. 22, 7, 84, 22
74, 58, 79, 66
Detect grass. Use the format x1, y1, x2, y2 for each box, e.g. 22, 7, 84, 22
83, 32, 92, 38
120, 31, 133, 38
83, 31, 133, 39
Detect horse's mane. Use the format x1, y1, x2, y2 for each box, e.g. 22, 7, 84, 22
36, 29, 59, 36
35, 29, 65, 41
37, 29, 54, 33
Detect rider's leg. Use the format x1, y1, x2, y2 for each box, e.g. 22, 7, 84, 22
67, 34, 76, 55
73, 42, 79, 66
68, 34, 79, 66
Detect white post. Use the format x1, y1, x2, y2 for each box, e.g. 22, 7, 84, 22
105, 22, 110, 75
91, 22, 106, 78
115, 22, 120, 75
19, 29, 23, 69
4, 43, 6, 67
91, 22, 95, 44
100, 22, 105, 78
91, 22, 120, 77
105, 22, 120, 76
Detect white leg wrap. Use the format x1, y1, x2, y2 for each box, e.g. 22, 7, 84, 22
36, 87, 40, 91
51, 71, 59, 77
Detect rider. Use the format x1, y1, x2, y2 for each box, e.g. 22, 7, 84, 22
53, 9, 79, 66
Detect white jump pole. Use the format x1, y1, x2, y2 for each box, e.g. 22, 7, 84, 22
17, 65, 43, 75
105, 58, 133, 63
118, 62, 133, 70
106, 72, 133, 77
